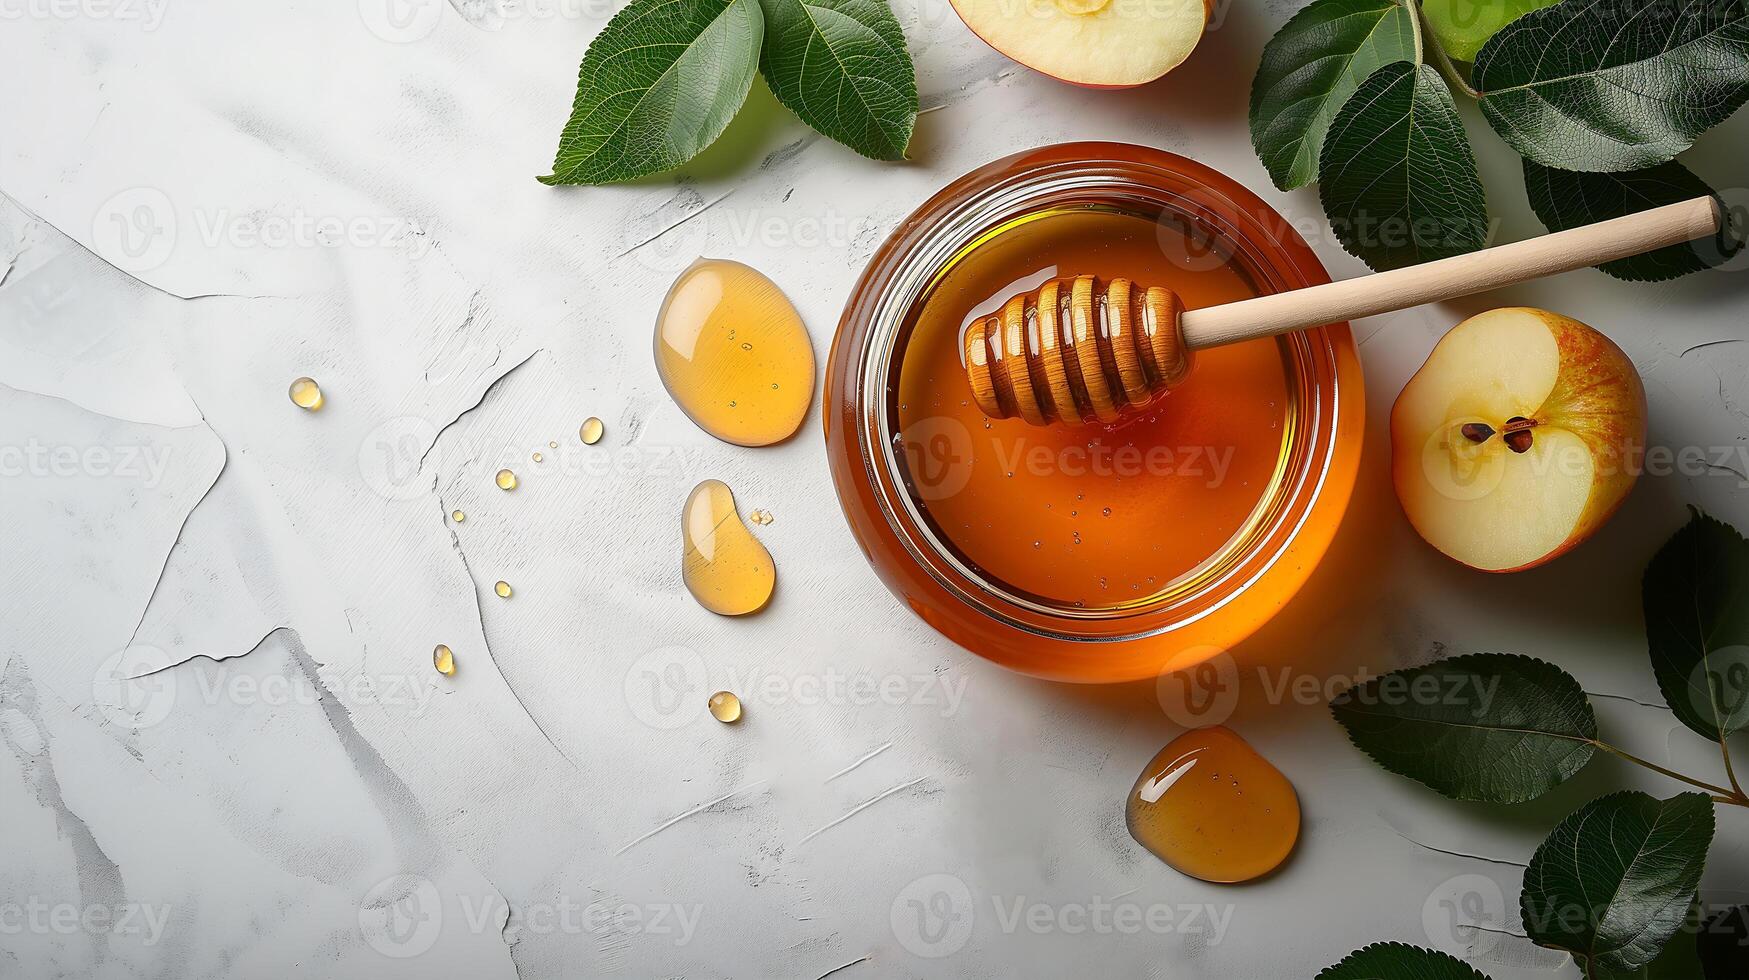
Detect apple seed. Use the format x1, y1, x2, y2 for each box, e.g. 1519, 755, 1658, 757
1460, 422, 1495, 443
1504, 429, 1534, 454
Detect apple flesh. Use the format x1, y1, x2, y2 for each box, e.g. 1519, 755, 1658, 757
1391, 307, 1646, 573
949, 0, 1209, 88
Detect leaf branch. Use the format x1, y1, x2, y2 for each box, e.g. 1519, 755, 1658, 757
1411, 0, 1479, 98
1594, 739, 1749, 807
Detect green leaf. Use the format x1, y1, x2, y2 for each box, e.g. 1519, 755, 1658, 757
1473, 0, 1749, 172
757, 0, 916, 160
1316, 942, 1492, 980
1422, 0, 1558, 63
1596, 901, 1707, 980
1329, 653, 1596, 803
1523, 160, 1742, 282
540, 0, 765, 185
1249, 0, 1418, 190
1643, 509, 1749, 743
1521, 792, 1715, 976
1319, 62, 1490, 271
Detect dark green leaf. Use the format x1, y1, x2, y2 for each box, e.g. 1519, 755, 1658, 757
758, 0, 916, 160
540, 0, 764, 185
1319, 62, 1490, 271
1524, 160, 1742, 282
1316, 942, 1491, 980
1643, 509, 1749, 743
1329, 653, 1596, 803
1521, 792, 1715, 975
1473, 0, 1749, 172
1596, 902, 1707, 979
1249, 0, 1418, 190
1698, 906, 1749, 978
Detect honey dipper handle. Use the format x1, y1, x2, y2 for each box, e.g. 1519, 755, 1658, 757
1179, 196, 1725, 350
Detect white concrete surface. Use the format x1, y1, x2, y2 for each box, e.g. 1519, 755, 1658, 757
2, 0, 1746, 976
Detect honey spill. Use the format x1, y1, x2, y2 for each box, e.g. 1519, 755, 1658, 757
655, 258, 814, 447
433, 644, 456, 677
708, 691, 743, 723
895, 208, 1290, 608
1126, 726, 1299, 883
495, 468, 518, 491
288, 377, 324, 410
580, 417, 604, 445
681, 479, 775, 616
494, 581, 512, 598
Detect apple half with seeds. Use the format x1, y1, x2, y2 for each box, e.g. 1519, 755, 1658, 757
949, 0, 1210, 88
1392, 308, 1646, 573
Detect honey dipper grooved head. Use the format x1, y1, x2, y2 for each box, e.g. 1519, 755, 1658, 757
965, 275, 1188, 426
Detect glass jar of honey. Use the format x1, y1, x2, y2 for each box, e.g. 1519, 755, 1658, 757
825, 143, 1363, 682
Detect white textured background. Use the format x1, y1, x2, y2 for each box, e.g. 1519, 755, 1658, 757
2, 0, 1747, 976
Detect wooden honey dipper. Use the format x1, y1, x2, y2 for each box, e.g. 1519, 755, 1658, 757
965, 197, 1725, 425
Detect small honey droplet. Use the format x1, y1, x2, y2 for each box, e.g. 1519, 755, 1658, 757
749, 508, 774, 525
548, 440, 558, 449
654, 259, 815, 447
580, 417, 604, 445
495, 469, 518, 490
1127, 726, 1299, 884
494, 581, 512, 598
451, 510, 465, 523
708, 691, 742, 723
288, 377, 324, 410
532, 452, 543, 462
682, 479, 775, 616
433, 644, 456, 676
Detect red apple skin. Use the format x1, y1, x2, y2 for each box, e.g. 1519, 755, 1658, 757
1390, 308, 1647, 574
1489, 312, 1645, 573
948, 0, 1212, 90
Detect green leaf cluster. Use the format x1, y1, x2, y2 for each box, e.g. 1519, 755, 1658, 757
542, 0, 918, 185
1250, 0, 1748, 278
1320, 510, 1749, 978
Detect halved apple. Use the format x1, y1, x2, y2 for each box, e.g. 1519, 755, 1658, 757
1392, 308, 1647, 573
949, 0, 1210, 88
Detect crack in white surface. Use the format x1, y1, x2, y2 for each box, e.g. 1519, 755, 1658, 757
417, 347, 543, 473
616, 779, 771, 856
796, 776, 929, 847
824, 741, 892, 782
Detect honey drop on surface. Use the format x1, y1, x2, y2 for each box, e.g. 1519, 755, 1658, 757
495, 469, 518, 490
433, 644, 456, 676
580, 417, 604, 445
708, 691, 743, 723
494, 581, 512, 598
750, 508, 774, 525
532, 452, 543, 463
654, 259, 815, 447
681, 479, 775, 616
451, 510, 465, 523
288, 377, 324, 410
1126, 726, 1299, 884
